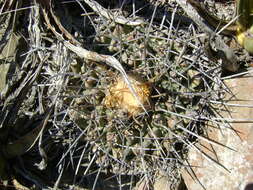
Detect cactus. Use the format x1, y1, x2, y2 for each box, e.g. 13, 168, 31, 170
0, 0, 247, 189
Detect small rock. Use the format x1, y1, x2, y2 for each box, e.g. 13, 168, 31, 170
182, 72, 253, 190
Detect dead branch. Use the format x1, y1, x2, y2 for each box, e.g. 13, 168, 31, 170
83, 0, 145, 26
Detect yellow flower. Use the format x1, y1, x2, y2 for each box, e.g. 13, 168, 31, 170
104, 74, 152, 116
236, 0, 253, 54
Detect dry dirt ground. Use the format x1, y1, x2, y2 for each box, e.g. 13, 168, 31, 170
0, 0, 252, 190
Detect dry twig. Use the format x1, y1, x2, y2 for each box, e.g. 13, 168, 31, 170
82, 0, 145, 26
